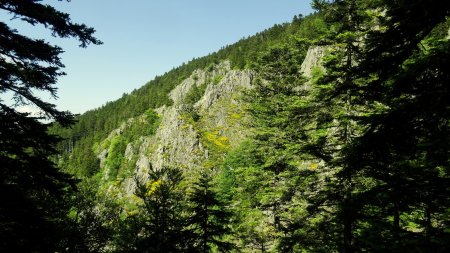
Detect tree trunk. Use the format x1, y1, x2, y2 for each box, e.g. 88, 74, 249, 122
425, 201, 432, 245
393, 200, 400, 245
343, 189, 353, 253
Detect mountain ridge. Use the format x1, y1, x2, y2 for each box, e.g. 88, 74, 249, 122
51, 12, 327, 179
49, 3, 450, 251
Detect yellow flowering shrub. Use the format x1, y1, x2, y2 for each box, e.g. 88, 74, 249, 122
145, 179, 163, 196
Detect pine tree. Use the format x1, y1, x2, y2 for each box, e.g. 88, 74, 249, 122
309, 0, 450, 251
266, 1, 370, 251
188, 172, 234, 252
0, 1, 101, 251
345, 0, 450, 250
132, 166, 188, 253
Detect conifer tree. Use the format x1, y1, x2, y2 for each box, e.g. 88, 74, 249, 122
0, 1, 101, 251
308, 0, 450, 251
345, 0, 450, 250
249, 1, 374, 251
188, 172, 234, 252
304, 1, 369, 251
248, 38, 332, 252
133, 166, 188, 253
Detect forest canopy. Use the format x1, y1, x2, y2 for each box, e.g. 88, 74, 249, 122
1, 0, 449, 252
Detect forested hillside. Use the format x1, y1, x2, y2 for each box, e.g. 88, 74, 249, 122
3, 0, 449, 252
50, 13, 328, 178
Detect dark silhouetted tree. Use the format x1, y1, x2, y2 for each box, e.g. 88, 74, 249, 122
308, 0, 450, 251
345, 0, 450, 251
0, 0, 101, 252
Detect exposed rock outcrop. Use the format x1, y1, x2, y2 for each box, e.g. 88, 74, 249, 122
95, 46, 325, 197
300, 46, 326, 79
196, 68, 253, 111
96, 60, 254, 195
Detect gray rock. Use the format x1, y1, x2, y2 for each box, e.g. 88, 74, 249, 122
300, 46, 326, 79
92, 61, 275, 196
97, 149, 108, 169
124, 143, 134, 161
196, 69, 253, 111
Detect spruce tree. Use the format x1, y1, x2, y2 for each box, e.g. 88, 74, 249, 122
188, 172, 234, 252
132, 166, 188, 253
309, 0, 450, 251
0, 1, 101, 252
307, 1, 367, 251
346, 0, 450, 250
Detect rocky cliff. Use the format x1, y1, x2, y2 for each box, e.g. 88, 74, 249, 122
94, 60, 254, 196
92, 45, 324, 199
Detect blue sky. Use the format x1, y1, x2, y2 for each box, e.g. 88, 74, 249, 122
3, 0, 313, 114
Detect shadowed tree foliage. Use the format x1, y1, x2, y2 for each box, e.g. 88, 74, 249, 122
0, 0, 101, 252
307, 0, 450, 252
65, 178, 122, 253
248, 1, 449, 252
188, 172, 234, 252
346, 0, 450, 251
303, 1, 370, 252
129, 166, 188, 253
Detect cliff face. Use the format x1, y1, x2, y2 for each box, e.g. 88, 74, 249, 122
95, 60, 254, 195
92, 46, 324, 198
300, 46, 326, 79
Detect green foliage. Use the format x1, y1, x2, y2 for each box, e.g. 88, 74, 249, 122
122, 167, 188, 252
236, 208, 277, 252
245, 1, 450, 252
215, 140, 262, 204
222, 140, 261, 169
145, 109, 162, 135
212, 75, 224, 85
187, 172, 234, 252
72, 137, 101, 177
342, 1, 450, 250
45, 3, 450, 252
52, 13, 328, 177
247, 39, 311, 175
104, 136, 127, 180
0, 1, 100, 252
56, 11, 332, 252
183, 82, 208, 105
65, 178, 122, 252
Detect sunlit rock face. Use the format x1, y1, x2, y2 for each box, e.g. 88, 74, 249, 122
300, 46, 326, 79
96, 60, 254, 195
96, 45, 326, 197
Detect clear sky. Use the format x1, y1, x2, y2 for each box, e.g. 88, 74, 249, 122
3, 0, 313, 114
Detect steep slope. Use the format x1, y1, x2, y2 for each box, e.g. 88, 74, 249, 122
49, 12, 331, 252
51, 3, 450, 252
65, 43, 326, 202
52, 13, 328, 178
59, 43, 327, 252
92, 61, 253, 196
